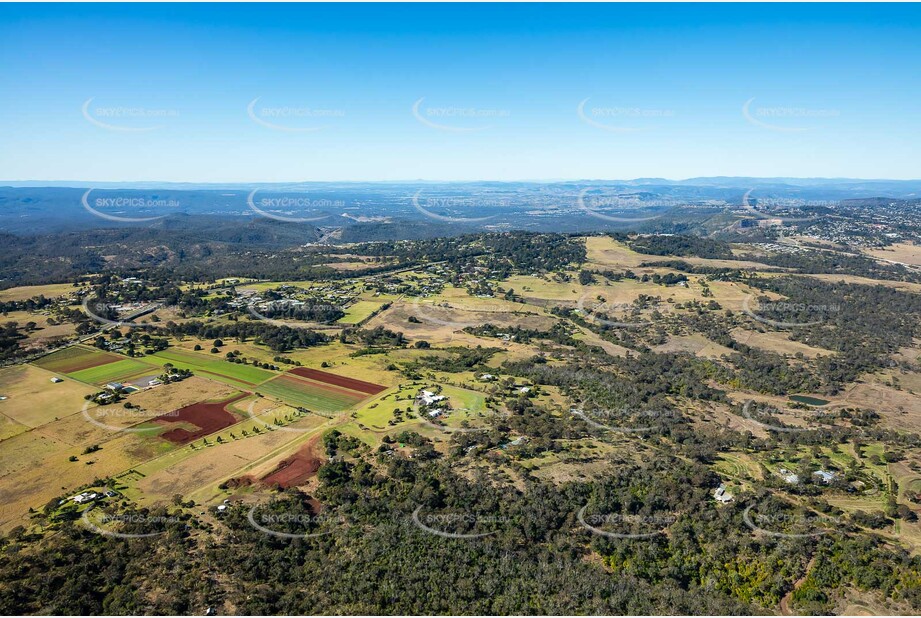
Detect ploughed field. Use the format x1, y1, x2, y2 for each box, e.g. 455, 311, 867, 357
154, 393, 249, 444
257, 368, 386, 414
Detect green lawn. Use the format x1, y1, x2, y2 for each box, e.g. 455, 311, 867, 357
147, 348, 276, 389
338, 300, 386, 325
67, 358, 158, 385
257, 375, 366, 413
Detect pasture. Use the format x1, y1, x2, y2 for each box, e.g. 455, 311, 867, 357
125, 405, 330, 507
67, 357, 158, 386
32, 345, 122, 374
0, 364, 97, 428
257, 373, 370, 413
0, 282, 85, 302
338, 299, 386, 324
147, 348, 276, 389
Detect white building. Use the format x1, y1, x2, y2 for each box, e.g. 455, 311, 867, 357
418, 390, 446, 406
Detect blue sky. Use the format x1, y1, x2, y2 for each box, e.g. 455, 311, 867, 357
1, 3, 919, 182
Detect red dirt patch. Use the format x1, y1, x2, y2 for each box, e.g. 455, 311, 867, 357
34, 347, 123, 374
262, 438, 325, 488
288, 367, 386, 395
156, 393, 248, 444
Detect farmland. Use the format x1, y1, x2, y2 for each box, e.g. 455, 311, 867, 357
0, 364, 96, 430
32, 345, 122, 374
66, 357, 158, 385
3, 228, 921, 616
257, 373, 376, 413
337, 299, 387, 324
147, 348, 276, 389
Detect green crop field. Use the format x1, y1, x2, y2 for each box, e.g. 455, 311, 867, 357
338, 300, 386, 325
257, 374, 367, 413
147, 348, 277, 389
32, 345, 121, 374
67, 358, 159, 385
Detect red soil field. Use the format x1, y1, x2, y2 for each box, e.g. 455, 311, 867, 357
288, 367, 387, 395
156, 393, 248, 444
275, 373, 368, 401
35, 348, 122, 374
262, 438, 325, 488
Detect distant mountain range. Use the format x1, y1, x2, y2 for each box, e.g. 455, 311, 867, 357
1, 178, 919, 236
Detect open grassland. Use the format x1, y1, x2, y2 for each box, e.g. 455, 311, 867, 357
147, 347, 276, 388
0, 426, 168, 532
337, 299, 387, 324
1, 311, 77, 345
67, 357, 158, 385
713, 452, 763, 483
731, 327, 833, 358
0, 364, 97, 429
652, 333, 736, 359
864, 242, 921, 266
803, 273, 921, 293
368, 290, 555, 345
169, 336, 281, 366
837, 370, 921, 432
584, 235, 778, 272
0, 282, 85, 302
583, 236, 650, 268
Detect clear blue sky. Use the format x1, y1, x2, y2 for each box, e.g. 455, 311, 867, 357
1, 3, 919, 182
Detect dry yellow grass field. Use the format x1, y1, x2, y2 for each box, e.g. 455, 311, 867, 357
864, 242, 921, 266
836, 370, 921, 431
653, 334, 735, 359
0, 311, 77, 345
0, 364, 97, 428
730, 327, 833, 358
584, 235, 777, 271
0, 282, 85, 302
131, 412, 330, 507
0, 431, 153, 531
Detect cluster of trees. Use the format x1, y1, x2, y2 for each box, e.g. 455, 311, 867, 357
626, 234, 735, 259
6, 444, 921, 614
160, 320, 329, 352
463, 322, 578, 346
740, 248, 921, 283
255, 299, 345, 324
